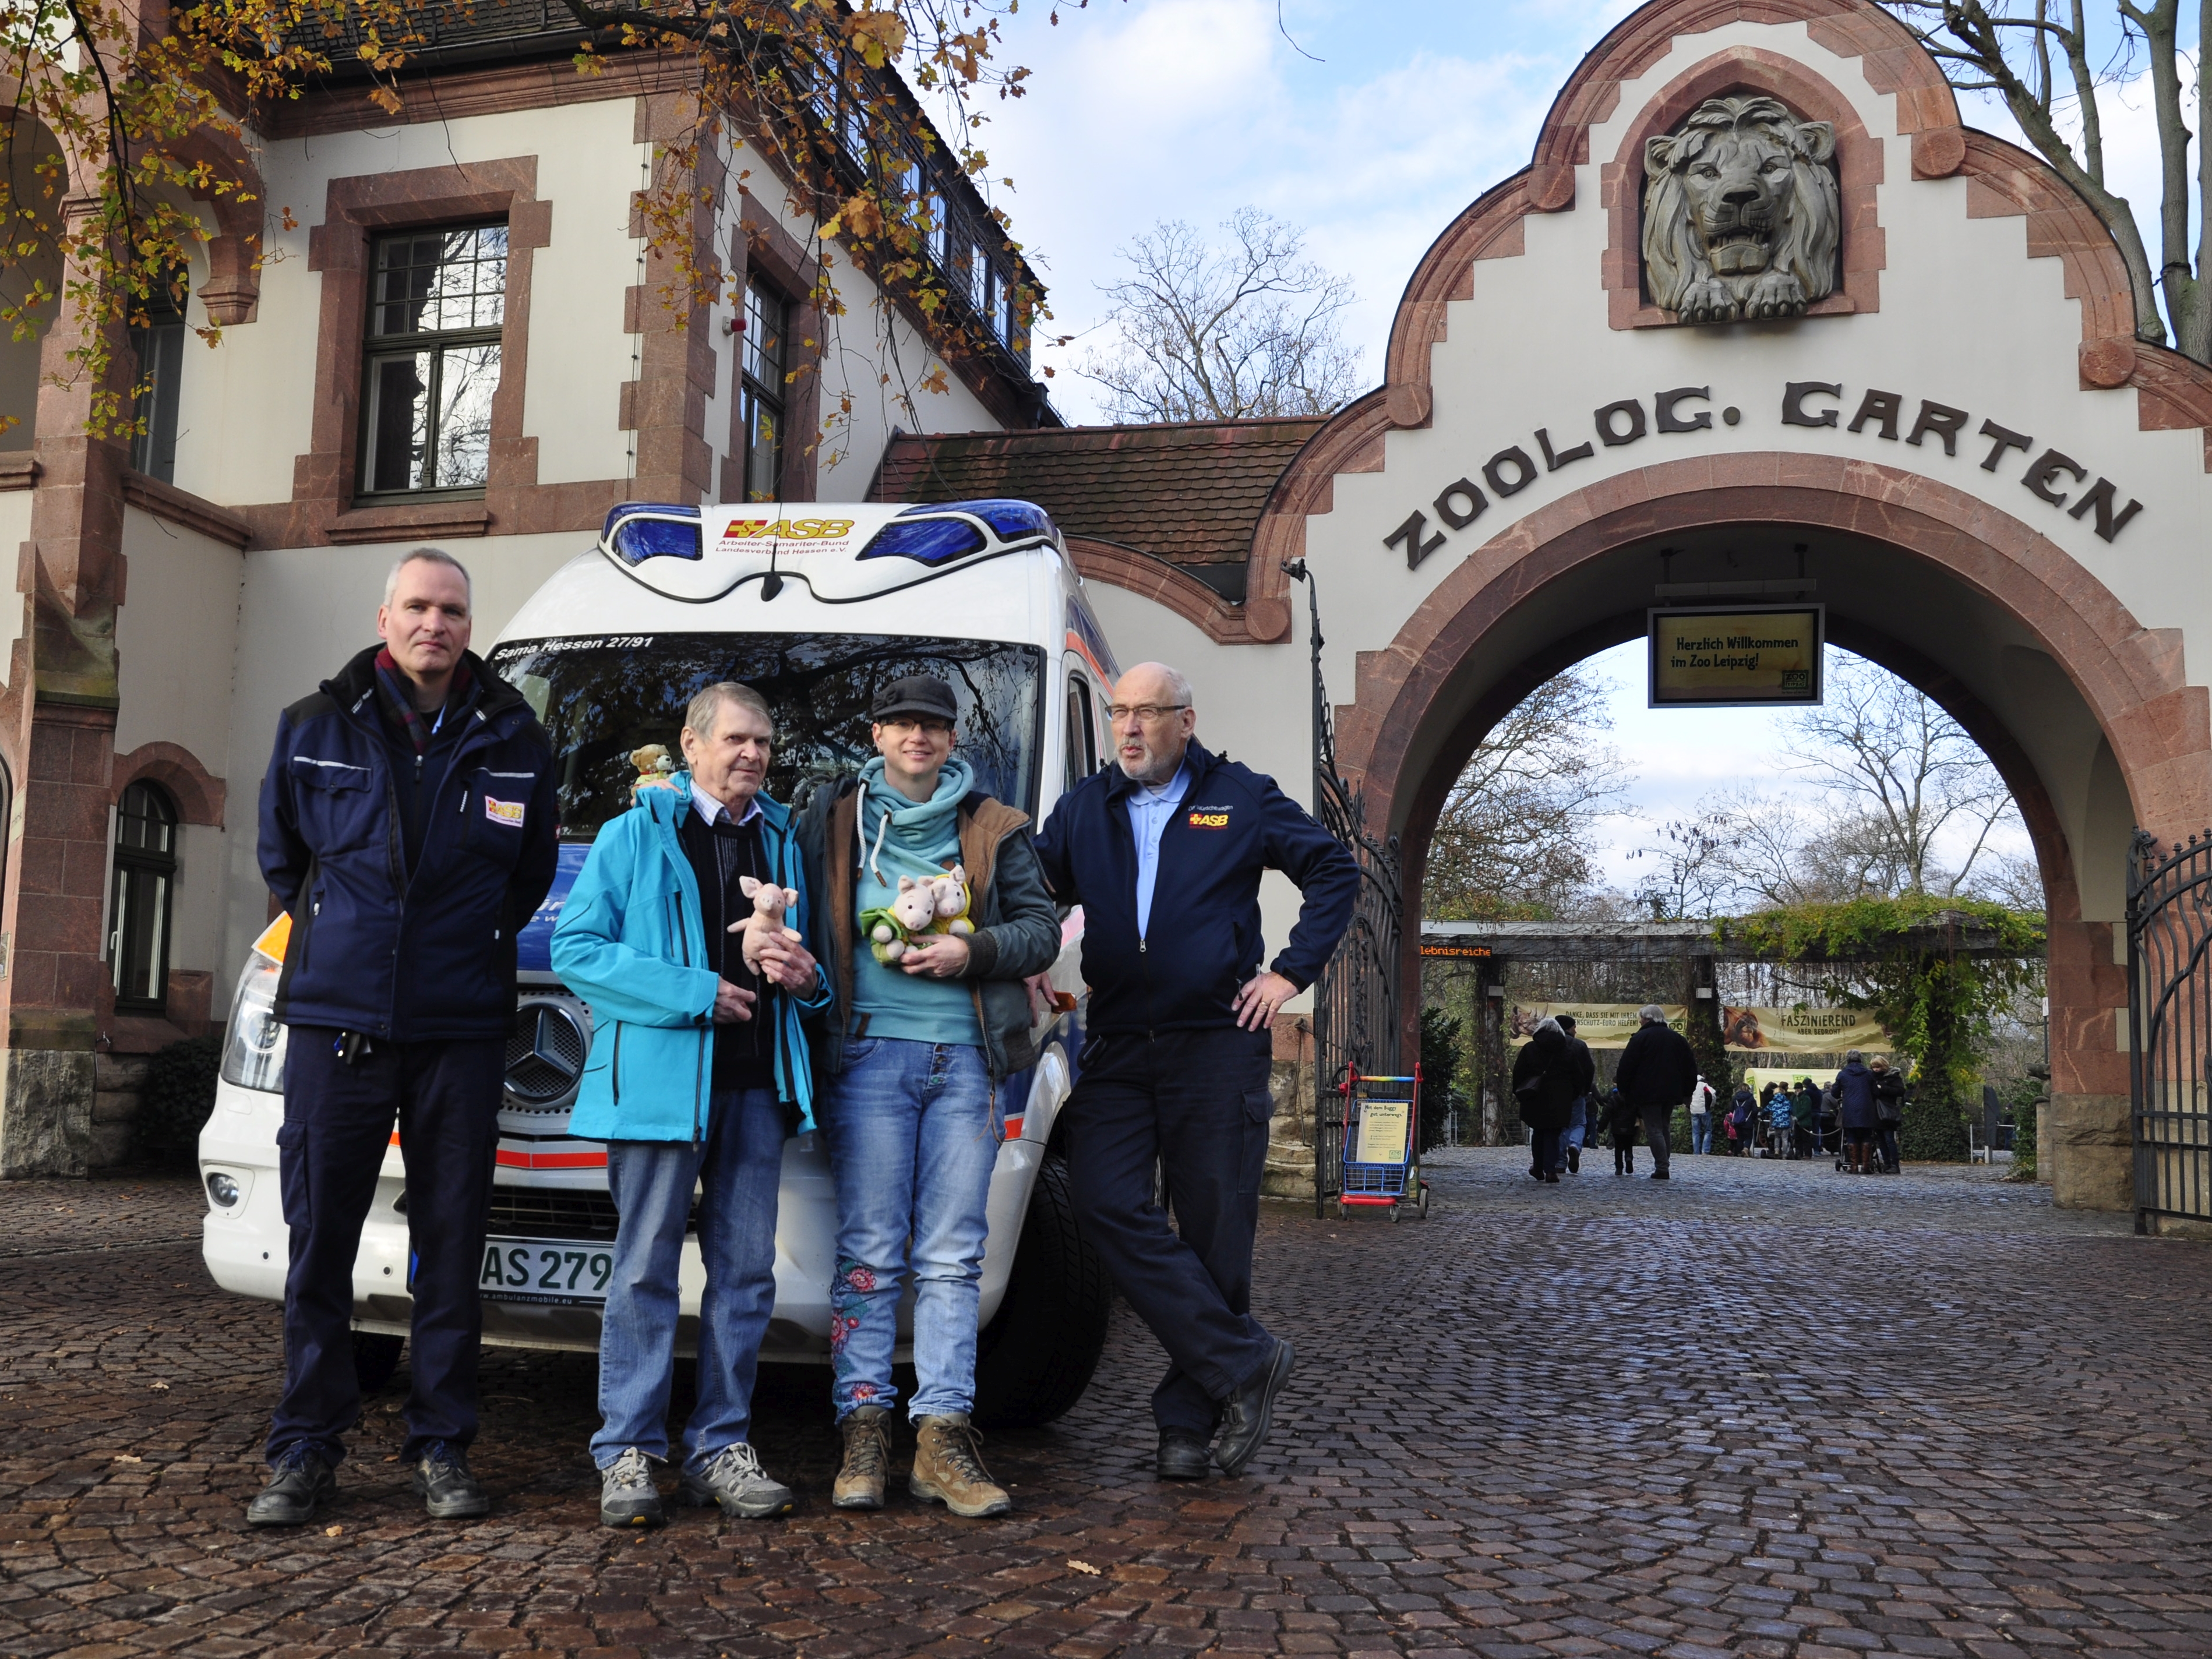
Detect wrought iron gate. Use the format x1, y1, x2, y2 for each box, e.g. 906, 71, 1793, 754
1285, 562, 1405, 1217
2126, 829, 2212, 1229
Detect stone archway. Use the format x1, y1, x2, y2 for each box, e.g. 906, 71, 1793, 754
1329, 453, 2189, 1208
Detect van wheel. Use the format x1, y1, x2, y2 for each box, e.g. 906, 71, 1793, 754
354, 1332, 404, 1396
972, 1156, 1110, 1430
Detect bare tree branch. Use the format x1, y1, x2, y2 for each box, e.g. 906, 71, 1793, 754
1075, 209, 1365, 421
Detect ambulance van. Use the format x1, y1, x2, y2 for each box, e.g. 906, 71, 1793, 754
199, 497, 1122, 1425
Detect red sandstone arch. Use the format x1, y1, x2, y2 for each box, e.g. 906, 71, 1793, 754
111, 742, 225, 828
1336, 454, 2208, 842
1349, 455, 2192, 1110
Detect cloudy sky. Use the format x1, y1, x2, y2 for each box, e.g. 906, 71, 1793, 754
964, 0, 2164, 895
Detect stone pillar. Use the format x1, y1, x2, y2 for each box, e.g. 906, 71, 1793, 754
2043, 915, 2132, 1212
1262, 1014, 1316, 1201
0, 195, 129, 1178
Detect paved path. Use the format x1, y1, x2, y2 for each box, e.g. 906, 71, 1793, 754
3, 1151, 2209, 1658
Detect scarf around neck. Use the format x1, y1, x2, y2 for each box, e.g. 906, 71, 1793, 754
858, 754, 973, 887
373, 647, 474, 755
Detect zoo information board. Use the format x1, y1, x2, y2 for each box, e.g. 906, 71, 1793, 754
1649, 604, 1825, 707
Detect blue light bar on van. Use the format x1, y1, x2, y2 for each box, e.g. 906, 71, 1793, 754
860, 516, 989, 566
951, 499, 1059, 539
602, 504, 703, 566
857, 499, 1059, 567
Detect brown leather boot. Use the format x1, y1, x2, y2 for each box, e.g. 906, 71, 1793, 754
832, 1406, 891, 1510
909, 1413, 1011, 1518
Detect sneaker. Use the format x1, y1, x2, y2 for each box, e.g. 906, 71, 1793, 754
833, 1406, 892, 1510
411, 1441, 491, 1520
1566, 1146, 1580, 1174
599, 1446, 665, 1529
246, 1446, 337, 1527
909, 1413, 1011, 1517
680, 1441, 795, 1519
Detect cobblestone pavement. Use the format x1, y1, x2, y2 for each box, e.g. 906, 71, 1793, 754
5, 1149, 2210, 1658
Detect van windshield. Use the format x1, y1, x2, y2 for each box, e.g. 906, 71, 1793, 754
488, 633, 1045, 838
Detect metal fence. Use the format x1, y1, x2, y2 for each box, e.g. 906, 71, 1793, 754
2126, 828, 2212, 1229
1286, 562, 1403, 1217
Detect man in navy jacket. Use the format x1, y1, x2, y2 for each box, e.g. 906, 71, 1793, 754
1035, 662, 1356, 1480
250, 549, 557, 1527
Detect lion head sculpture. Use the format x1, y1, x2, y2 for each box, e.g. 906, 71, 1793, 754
1642, 94, 1840, 324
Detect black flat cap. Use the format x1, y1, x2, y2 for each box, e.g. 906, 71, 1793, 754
870, 675, 958, 724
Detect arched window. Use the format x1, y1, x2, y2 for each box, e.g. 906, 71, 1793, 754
110, 781, 178, 1014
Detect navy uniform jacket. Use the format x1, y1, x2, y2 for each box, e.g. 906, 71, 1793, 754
1032, 740, 1357, 1039
258, 645, 559, 1042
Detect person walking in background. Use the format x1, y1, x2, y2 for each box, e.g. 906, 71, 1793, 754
1513, 1018, 1577, 1184
1557, 1015, 1596, 1175
1871, 1056, 1906, 1174
1728, 1081, 1756, 1155
795, 676, 1061, 1519
249, 550, 558, 1528
1605, 1084, 1640, 1174
1766, 1085, 1794, 1158
1035, 662, 1356, 1482
553, 683, 829, 1528
1792, 1078, 1821, 1159
1689, 1073, 1716, 1155
1614, 1005, 1696, 1180
1833, 1050, 1879, 1174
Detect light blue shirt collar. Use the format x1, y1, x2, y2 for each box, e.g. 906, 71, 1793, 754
1126, 761, 1193, 938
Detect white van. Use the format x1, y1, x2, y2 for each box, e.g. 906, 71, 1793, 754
199, 497, 1124, 1426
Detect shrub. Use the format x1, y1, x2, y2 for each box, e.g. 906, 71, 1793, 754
135, 1035, 224, 1169
1899, 1091, 1968, 1162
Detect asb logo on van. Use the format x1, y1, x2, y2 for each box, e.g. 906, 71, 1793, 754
717, 517, 855, 546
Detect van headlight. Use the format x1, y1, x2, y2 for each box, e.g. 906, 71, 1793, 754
205, 1171, 241, 1208
220, 952, 290, 1093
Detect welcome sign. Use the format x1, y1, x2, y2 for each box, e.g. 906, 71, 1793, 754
1649, 605, 1824, 707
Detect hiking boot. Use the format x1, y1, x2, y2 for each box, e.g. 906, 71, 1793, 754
411, 1441, 491, 1520
1216, 1339, 1294, 1477
909, 1414, 1011, 1517
599, 1446, 664, 1529
246, 1446, 336, 1527
680, 1441, 795, 1519
833, 1406, 892, 1510
1156, 1432, 1211, 1481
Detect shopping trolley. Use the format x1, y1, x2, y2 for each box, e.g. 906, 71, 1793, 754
1336, 1067, 1431, 1221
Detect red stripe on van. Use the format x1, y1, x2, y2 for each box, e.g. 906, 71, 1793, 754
496, 1148, 609, 1170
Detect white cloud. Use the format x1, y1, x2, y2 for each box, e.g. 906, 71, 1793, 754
985, 0, 1587, 421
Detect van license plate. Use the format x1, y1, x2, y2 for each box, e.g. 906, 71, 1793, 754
479, 1237, 615, 1305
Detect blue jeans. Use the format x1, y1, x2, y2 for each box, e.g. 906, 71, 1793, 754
823, 1038, 999, 1421
592, 1088, 785, 1474
1692, 1114, 1712, 1154
1565, 1096, 1588, 1151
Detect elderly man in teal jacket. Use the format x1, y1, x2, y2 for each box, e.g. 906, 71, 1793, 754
552, 682, 830, 1529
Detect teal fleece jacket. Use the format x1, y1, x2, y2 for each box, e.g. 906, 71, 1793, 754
552, 781, 831, 1141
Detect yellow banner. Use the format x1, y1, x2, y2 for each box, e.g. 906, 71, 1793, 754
1721, 1005, 1889, 1052
1503, 1003, 1890, 1052
1507, 1003, 1687, 1049
1650, 607, 1822, 705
